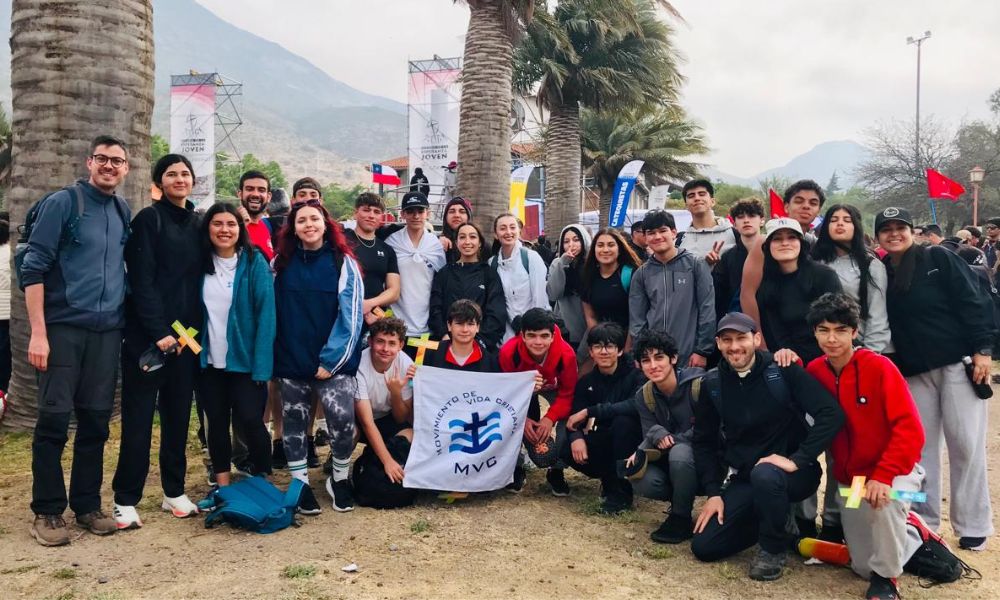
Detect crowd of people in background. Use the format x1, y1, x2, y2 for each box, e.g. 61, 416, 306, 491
18, 136, 997, 600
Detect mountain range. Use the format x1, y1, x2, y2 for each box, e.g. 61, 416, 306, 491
0, 1, 870, 189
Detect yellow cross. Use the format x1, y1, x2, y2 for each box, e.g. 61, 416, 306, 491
838, 475, 867, 509
172, 320, 202, 355
407, 333, 439, 365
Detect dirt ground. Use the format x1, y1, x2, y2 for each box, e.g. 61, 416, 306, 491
1, 397, 998, 600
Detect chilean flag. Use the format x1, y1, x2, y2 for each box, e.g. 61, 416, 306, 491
372, 163, 401, 186
926, 168, 965, 201
768, 188, 788, 219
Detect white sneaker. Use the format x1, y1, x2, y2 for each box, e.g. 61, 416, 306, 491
113, 503, 143, 530
161, 494, 199, 518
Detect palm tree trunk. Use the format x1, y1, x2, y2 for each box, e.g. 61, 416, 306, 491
456, 0, 513, 233
4, 0, 154, 431
544, 102, 581, 237
598, 187, 614, 228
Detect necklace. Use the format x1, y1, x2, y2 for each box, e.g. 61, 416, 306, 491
355, 233, 376, 248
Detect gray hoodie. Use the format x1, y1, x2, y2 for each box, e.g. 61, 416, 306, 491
677, 216, 736, 259
635, 367, 705, 448
547, 224, 592, 343
824, 253, 893, 353
628, 248, 715, 364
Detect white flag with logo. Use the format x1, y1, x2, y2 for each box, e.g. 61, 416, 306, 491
404, 366, 535, 492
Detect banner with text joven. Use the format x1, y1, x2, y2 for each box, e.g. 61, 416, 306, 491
404, 367, 535, 492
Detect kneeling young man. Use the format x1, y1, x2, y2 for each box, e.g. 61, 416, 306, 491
805, 293, 927, 600
691, 312, 843, 581
563, 323, 644, 514
424, 300, 499, 372
499, 308, 578, 494
348, 318, 415, 511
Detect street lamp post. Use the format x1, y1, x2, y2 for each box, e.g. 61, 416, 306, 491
907, 31, 932, 220
970, 165, 986, 227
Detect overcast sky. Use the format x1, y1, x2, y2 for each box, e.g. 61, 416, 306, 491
197, 0, 1000, 177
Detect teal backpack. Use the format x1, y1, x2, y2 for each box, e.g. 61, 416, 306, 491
204, 476, 304, 534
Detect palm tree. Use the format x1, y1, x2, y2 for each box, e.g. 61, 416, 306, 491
455, 0, 536, 231
515, 0, 684, 235
4, 0, 155, 431
581, 105, 708, 221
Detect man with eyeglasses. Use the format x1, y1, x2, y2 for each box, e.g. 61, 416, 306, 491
983, 218, 1000, 269
563, 322, 644, 514
20, 135, 132, 546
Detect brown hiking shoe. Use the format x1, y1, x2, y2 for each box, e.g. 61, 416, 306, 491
30, 514, 70, 546
76, 510, 117, 536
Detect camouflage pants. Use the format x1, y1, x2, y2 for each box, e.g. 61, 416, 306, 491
279, 375, 358, 463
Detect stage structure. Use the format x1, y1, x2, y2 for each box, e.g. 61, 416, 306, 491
407, 56, 461, 202
169, 72, 244, 209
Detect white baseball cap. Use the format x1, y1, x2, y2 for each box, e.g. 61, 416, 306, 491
764, 218, 804, 242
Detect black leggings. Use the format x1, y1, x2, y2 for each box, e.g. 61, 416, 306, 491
199, 368, 271, 476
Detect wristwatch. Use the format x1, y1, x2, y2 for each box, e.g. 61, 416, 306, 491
975, 349, 992, 357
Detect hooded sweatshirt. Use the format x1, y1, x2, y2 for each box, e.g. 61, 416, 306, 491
677, 216, 736, 259
499, 324, 579, 423
440, 197, 473, 263
428, 261, 507, 349
492, 241, 548, 341
822, 253, 892, 353
547, 224, 592, 344
806, 348, 924, 486
628, 248, 715, 364
634, 367, 705, 449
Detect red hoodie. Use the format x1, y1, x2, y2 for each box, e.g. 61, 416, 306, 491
806, 348, 924, 486
498, 326, 578, 423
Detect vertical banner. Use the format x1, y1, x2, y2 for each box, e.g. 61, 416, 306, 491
509, 165, 535, 222
170, 73, 216, 210
404, 367, 535, 492
408, 58, 462, 202
608, 160, 645, 228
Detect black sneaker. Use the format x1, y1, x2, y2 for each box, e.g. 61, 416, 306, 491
306, 436, 321, 469
297, 484, 322, 515
546, 468, 570, 497
650, 514, 693, 544
864, 574, 900, 600
748, 547, 787, 581
325, 476, 354, 512
817, 523, 845, 544
322, 454, 333, 476
507, 464, 526, 494
271, 439, 287, 469
795, 517, 818, 540
958, 536, 987, 551
313, 429, 330, 447
234, 461, 255, 479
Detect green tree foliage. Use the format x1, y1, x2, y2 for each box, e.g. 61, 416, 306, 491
321, 182, 366, 220
215, 153, 288, 200
150, 133, 169, 165
825, 171, 840, 196
711, 182, 758, 216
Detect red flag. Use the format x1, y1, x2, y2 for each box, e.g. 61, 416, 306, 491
926, 168, 965, 201
768, 188, 787, 219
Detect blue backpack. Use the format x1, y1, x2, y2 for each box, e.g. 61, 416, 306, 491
203, 476, 304, 534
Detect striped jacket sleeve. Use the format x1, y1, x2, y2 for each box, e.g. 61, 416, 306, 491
319, 254, 364, 375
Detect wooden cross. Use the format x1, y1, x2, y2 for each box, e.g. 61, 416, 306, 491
407, 333, 439, 365
837, 475, 927, 508
172, 320, 202, 354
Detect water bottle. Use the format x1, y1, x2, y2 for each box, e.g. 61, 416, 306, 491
963, 356, 994, 400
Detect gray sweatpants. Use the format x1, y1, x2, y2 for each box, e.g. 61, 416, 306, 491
907, 362, 994, 538
838, 465, 925, 580
631, 442, 698, 519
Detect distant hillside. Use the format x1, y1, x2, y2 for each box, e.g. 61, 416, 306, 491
705, 140, 870, 188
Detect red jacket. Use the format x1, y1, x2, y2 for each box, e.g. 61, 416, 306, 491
806, 348, 924, 486
498, 326, 578, 423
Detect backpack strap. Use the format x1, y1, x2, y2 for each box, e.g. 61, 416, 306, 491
763, 363, 813, 427
519, 247, 530, 273
701, 368, 722, 416
620, 264, 634, 290
262, 217, 273, 234
641, 380, 656, 412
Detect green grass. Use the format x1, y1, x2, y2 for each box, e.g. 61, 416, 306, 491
88, 593, 124, 600
2, 563, 39, 574
577, 496, 642, 524
45, 592, 75, 600
52, 567, 77, 579
281, 564, 317, 579
410, 518, 431, 534
641, 546, 675, 560
716, 562, 742, 581
0, 430, 33, 474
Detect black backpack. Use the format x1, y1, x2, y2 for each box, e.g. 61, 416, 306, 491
902, 511, 981, 586
353, 435, 418, 509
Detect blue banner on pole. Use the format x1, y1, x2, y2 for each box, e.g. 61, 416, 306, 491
609, 160, 645, 228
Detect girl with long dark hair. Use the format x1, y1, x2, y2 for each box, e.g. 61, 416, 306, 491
428, 222, 507, 349
197, 203, 275, 489
273, 200, 364, 514
580, 228, 642, 334
811, 204, 890, 352
546, 224, 592, 347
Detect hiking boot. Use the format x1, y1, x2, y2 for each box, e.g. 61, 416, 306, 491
748, 547, 787, 581
325, 476, 354, 512
507, 464, 526, 494
112, 504, 142, 530
75, 510, 116, 536
306, 436, 321, 469
162, 494, 199, 518
650, 514, 693, 544
795, 517, 818, 540
271, 439, 287, 469
959, 536, 987, 551
546, 468, 570, 497
864, 574, 900, 600
313, 429, 330, 447
598, 478, 633, 515
30, 514, 70, 547
817, 523, 845, 544
322, 454, 333, 476
297, 484, 322, 515
234, 461, 255, 479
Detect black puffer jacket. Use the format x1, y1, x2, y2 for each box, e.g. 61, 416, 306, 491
428, 261, 506, 349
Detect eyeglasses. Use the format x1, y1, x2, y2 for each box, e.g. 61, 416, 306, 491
590, 343, 619, 353
987, 225, 998, 231
91, 154, 127, 168
292, 198, 323, 209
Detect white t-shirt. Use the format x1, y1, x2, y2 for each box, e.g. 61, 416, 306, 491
203, 253, 238, 368
355, 348, 414, 420
386, 227, 446, 335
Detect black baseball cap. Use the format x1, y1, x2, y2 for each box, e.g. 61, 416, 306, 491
401, 192, 429, 211
716, 312, 758, 335
874, 207, 913, 234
